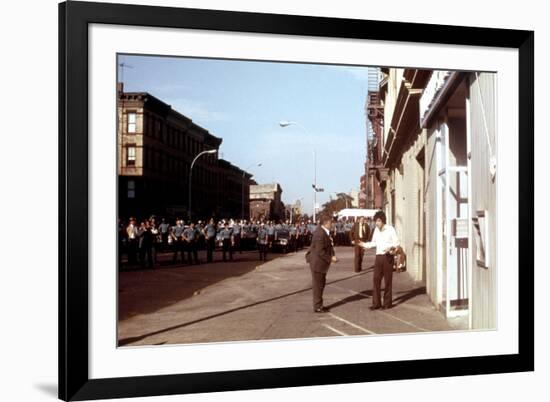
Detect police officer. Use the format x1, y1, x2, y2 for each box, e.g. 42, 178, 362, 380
289, 223, 298, 253
171, 219, 186, 264
125, 217, 139, 265
183, 222, 199, 264
158, 218, 171, 252
220, 223, 233, 262
137, 220, 154, 269
195, 220, 205, 251
344, 219, 353, 246
267, 221, 276, 250
257, 223, 269, 261
204, 218, 217, 263
335, 219, 344, 246
298, 222, 306, 249
232, 220, 242, 254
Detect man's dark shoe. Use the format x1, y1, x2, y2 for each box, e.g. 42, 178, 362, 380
314, 307, 330, 313
369, 305, 381, 311
381, 304, 394, 310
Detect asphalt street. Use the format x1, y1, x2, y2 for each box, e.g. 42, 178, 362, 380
118, 246, 467, 346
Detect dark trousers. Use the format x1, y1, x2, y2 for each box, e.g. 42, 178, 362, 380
310, 269, 327, 310
373, 254, 394, 308
160, 233, 169, 251
206, 237, 215, 262
186, 241, 198, 264
173, 238, 186, 263
127, 239, 138, 265
289, 237, 297, 252
139, 245, 153, 268
222, 239, 233, 261
234, 234, 241, 253
258, 243, 268, 260
354, 245, 364, 272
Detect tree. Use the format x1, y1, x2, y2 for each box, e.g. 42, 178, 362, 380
318, 193, 354, 218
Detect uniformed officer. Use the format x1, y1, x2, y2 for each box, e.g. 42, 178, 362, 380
344, 219, 354, 246
298, 222, 306, 249
335, 220, 345, 246
183, 222, 199, 264
257, 223, 269, 261
267, 221, 276, 250
158, 218, 171, 251
171, 219, 186, 264
220, 223, 234, 261
137, 220, 154, 269
289, 223, 298, 253
125, 217, 139, 265
307, 220, 316, 246
195, 220, 205, 251
232, 220, 242, 254
204, 218, 217, 263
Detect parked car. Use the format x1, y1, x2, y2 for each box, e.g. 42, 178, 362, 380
272, 229, 290, 253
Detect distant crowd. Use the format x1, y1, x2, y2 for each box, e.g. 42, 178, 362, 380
119, 215, 374, 269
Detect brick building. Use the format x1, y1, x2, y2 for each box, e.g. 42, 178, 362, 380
249, 183, 285, 221
117, 84, 253, 220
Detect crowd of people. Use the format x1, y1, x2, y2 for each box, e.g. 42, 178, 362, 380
118, 215, 372, 269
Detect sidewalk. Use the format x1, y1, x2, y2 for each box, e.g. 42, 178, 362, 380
118, 247, 467, 346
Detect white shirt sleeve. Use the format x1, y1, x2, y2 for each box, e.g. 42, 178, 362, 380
363, 228, 378, 249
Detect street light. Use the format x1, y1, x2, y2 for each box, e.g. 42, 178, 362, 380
242, 162, 262, 220
279, 120, 320, 222
188, 149, 217, 221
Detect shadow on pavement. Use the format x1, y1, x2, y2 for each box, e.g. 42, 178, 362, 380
118, 270, 369, 346
393, 286, 427, 305
326, 283, 427, 309
119, 251, 278, 321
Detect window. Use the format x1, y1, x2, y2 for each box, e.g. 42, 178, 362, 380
474, 210, 489, 269
127, 113, 136, 133
127, 146, 136, 166
127, 180, 136, 199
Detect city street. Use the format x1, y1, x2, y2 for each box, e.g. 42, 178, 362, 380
118, 247, 467, 346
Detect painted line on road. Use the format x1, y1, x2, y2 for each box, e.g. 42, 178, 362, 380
328, 313, 376, 335
327, 284, 429, 331
378, 310, 429, 332
322, 323, 349, 336
328, 283, 370, 298
261, 272, 282, 280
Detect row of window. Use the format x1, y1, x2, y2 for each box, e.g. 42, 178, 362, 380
124, 111, 215, 162
124, 145, 219, 187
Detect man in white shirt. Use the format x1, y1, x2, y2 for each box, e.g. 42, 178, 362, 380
360, 211, 400, 310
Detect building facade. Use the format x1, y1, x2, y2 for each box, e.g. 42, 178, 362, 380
117, 84, 253, 220
249, 183, 285, 221
363, 67, 385, 210
376, 68, 497, 329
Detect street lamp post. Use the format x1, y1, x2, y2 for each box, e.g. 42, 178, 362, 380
189, 149, 217, 221
242, 163, 262, 221
279, 120, 320, 222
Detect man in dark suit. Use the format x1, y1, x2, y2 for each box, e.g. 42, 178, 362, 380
349, 216, 371, 272
307, 215, 338, 313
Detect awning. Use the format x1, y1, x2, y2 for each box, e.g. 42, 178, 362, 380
382, 69, 431, 168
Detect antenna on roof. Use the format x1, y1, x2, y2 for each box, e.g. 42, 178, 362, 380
118, 62, 133, 84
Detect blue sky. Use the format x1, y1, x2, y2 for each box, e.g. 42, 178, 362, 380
118, 54, 371, 214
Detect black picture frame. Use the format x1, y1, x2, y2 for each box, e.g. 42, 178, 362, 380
59, 1, 534, 400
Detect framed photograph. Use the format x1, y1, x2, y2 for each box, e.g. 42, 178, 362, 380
59, 1, 534, 400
